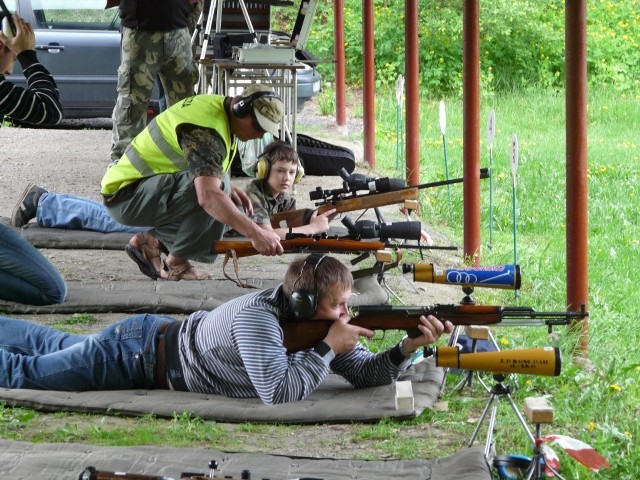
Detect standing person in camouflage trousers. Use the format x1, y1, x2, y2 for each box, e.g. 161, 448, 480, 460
154, 0, 202, 113
110, 0, 200, 163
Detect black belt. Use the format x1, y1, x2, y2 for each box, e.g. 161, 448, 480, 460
154, 322, 171, 389
158, 322, 189, 392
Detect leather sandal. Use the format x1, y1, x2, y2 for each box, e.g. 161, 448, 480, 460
161, 260, 212, 281
125, 233, 166, 280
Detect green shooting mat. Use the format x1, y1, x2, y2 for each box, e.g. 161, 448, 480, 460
0, 439, 492, 480
0, 274, 388, 314
0, 359, 441, 424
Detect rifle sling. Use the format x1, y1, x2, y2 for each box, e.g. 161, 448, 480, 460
222, 249, 259, 289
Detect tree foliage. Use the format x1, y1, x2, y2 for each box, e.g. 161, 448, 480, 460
275, 0, 640, 97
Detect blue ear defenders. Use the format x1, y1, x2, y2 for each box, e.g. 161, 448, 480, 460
289, 253, 328, 320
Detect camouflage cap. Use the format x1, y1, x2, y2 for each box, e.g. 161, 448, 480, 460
240, 83, 284, 137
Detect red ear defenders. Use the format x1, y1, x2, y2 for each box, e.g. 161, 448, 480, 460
289, 253, 328, 320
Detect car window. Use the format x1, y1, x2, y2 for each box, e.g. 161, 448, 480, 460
30, 0, 120, 31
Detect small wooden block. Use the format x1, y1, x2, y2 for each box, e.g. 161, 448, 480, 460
395, 380, 415, 411
404, 199, 419, 211
464, 325, 490, 340
523, 396, 554, 424
375, 249, 393, 262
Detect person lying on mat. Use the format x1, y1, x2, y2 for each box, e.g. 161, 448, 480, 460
0, 13, 66, 306
224, 140, 334, 239
0, 254, 453, 403
101, 83, 285, 281
10, 182, 149, 233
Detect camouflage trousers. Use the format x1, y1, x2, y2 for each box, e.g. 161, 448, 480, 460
110, 27, 198, 162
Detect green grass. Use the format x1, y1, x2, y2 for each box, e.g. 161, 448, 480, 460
368, 86, 640, 478
52, 313, 100, 333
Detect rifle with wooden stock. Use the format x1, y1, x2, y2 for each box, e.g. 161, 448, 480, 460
280, 303, 588, 353
271, 167, 490, 228
79, 465, 323, 480
215, 218, 455, 288
212, 232, 457, 259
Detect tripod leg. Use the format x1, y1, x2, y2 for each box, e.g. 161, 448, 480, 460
379, 276, 406, 305
483, 394, 500, 459
452, 369, 474, 392
504, 393, 536, 445
524, 424, 567, 480
474, 370, 492, 394
468, 393, 496, 448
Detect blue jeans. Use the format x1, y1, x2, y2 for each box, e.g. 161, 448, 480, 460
37, 192, 148, 234
0, 314, 175, 390
0, 224, 67, 305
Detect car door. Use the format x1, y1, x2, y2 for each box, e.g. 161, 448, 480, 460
8, 0, 122, 118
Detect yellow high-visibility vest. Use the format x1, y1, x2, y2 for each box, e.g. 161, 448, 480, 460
101, 95, 233, 195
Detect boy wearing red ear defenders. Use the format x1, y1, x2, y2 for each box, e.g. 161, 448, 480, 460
243, 141, 336, 239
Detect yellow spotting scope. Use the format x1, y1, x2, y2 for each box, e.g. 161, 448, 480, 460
428, 346, 561, 377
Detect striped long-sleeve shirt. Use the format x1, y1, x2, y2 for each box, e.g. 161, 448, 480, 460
0, 50, 63, 126
179, 286, 411, 404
